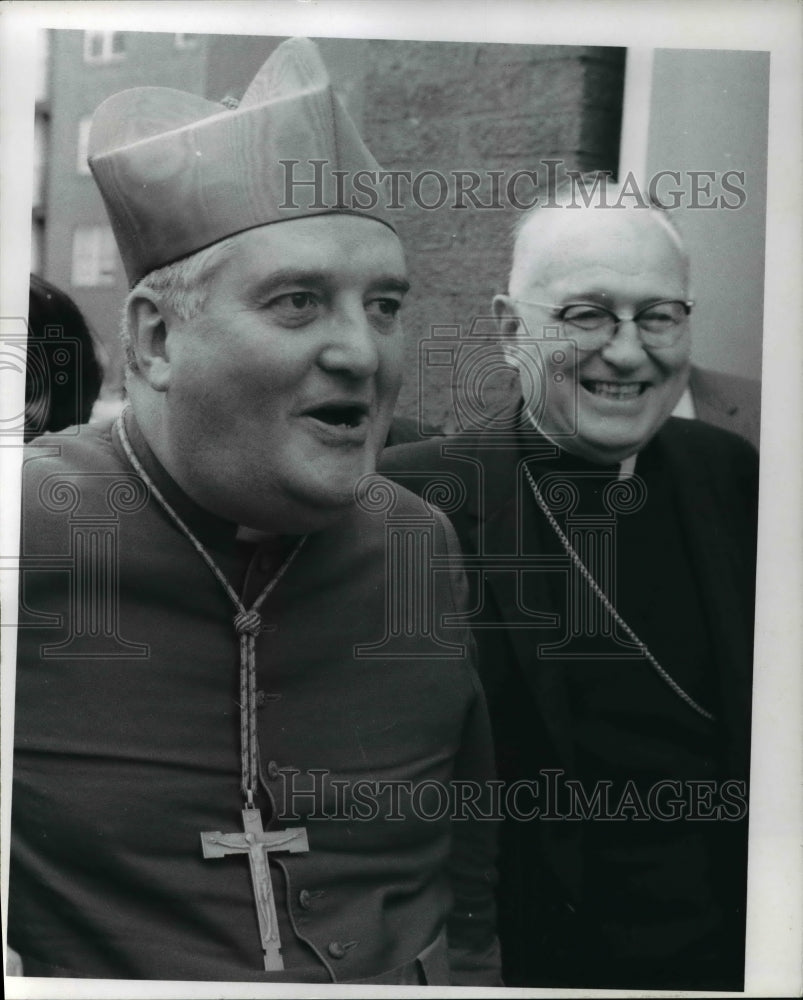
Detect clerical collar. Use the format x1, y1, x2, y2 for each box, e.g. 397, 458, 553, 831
521, 407, 638, 480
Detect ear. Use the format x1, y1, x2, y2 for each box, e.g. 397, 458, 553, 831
126, 289, 173, 392
492, 293, 521, 367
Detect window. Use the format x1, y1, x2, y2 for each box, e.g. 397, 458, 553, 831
174, 33, 200, 50
76, 117, 92, 175
71, 226, 117, 287
83, 31, 125, 64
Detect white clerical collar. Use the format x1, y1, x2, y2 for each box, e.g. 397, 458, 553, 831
522, 407, 638, 479
672, 386, 697, 420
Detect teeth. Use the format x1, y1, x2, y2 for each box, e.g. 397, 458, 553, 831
586, 381, 643, 399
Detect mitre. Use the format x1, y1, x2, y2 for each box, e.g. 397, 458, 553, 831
88, 36, 393, 285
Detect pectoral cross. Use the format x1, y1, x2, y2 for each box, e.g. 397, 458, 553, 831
201, 808, 309, 970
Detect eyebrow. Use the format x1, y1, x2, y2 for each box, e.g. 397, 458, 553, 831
366, 275, 411, 295
249, 269, 411, 297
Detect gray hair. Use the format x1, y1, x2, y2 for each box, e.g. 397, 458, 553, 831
121, 238, 236, 373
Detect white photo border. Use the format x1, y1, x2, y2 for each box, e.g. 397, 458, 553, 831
1, 2, 800, 998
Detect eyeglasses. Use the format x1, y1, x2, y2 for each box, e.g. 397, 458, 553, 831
511, 298, 694, 349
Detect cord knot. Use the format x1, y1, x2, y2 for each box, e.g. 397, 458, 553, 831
234, 609, 262, 636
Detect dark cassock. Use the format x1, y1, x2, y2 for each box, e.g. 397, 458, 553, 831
381, 405, 757, 991
11, 413, 499, 984
9, 37, 501, 986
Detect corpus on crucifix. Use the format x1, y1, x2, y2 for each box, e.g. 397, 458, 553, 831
201, 808, 310, 970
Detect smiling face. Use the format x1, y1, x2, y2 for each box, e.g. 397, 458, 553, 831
146, 214, 408, 533
496, 207, 691, 464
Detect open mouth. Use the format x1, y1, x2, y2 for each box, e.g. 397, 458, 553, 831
305, 403, 369, 429
581, 380, 647, 401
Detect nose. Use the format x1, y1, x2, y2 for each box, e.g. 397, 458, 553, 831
318, 302, 380, 379
598, 317, 647, 369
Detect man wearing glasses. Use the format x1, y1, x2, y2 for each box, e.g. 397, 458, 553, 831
382, 180, 758, 990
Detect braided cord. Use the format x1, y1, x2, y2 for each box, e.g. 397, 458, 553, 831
523, 463, 715, 722
116, 412, 307, 802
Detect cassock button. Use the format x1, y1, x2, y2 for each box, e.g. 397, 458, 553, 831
266, 760, 280, 780
298, 889, 311, 909
328, 940, 357, 959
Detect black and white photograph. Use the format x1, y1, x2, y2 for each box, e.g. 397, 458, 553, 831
1, 1, 800, 997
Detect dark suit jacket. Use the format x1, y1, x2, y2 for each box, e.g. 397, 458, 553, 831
688, 365, 761, 450
381, 414, 758, 989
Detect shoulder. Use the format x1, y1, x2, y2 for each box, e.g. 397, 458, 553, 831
655, 417, 759, 521
348, 472, 468, 591
380, 435, 485, 501
20, 422, 129, 541
380, 436, 459, 475
351, 471, 461, 547
22, 420, 121, 481
658, 415, 758, 469
379, 438, 486, 534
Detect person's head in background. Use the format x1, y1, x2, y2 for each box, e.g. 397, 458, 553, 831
25, 274, 103, 441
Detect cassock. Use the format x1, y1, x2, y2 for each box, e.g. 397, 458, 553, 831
381, 409, 757, 990
10, 413, 501, 985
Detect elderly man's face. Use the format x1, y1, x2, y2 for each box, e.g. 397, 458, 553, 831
496, 208, 691, 464
159, 215, 408, 532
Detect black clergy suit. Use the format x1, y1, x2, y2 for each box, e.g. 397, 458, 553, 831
381, 409, 758, 990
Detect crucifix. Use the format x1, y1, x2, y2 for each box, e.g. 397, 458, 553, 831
118, 416, 314, 970
201, 808, 310, 970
